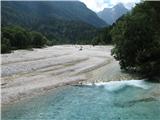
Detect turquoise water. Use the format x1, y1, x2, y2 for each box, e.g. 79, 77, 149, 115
2, 80, 160, 120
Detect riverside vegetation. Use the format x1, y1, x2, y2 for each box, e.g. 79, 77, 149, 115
1, 26, 48, 53
111, 1, 160, 80
1, 1, 160, 80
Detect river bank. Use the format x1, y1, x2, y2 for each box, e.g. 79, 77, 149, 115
1, 45, 139, 104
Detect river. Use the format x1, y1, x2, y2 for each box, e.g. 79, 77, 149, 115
2, 80, 160, 120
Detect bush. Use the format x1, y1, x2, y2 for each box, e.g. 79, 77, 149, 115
1, 37, 11, 53
111, 1, 160, 79
31, 32, 47, 48
1, 25, 48, 53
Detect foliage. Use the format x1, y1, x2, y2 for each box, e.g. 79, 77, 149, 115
30, 32, 47, 48
111, 1, 160, 79
92, 26, 112, 45
1, 37, 11, 53
1, 26, 48, 53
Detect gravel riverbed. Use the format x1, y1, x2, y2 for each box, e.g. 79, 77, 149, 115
1, 45, 139, 104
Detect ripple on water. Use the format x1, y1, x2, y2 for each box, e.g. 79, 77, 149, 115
2, 80, 160, 120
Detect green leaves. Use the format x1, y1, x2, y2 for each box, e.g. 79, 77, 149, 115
1, 37, 11, 53
30, 31, 47, 48
111, 1, 160, 79
92, 27, 112, 45
1, 26, 48, 53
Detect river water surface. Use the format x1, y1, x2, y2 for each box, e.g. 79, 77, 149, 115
2, 80, 160, 120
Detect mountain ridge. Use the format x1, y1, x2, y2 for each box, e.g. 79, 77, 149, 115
2, 1, 107, 28
97, 3, 128, 25
2, 1, 108, 44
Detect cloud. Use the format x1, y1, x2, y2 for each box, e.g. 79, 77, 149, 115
107, 0, 140, 9
80, 0, 108, 12
2, 0, 140, 12
80, 0, 141, 12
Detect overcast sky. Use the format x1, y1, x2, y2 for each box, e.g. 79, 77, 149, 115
2, 0, 141, 12
79, 0, 141, 12
51, 0, 141, 12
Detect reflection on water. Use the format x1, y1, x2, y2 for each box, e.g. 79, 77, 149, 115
2, 80, 160, 120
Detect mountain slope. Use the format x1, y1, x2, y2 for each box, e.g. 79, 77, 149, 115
2, 1, 107, 28
97, 3, 128, 25
2, 1, 108, 44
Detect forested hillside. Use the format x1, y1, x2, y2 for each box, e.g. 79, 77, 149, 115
1, 1, 107, 48
2, 1, 107, 28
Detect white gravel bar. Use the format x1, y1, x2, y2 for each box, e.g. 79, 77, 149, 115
1, 45, 137, 104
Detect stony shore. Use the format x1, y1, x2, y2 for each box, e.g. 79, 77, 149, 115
1, 45, 139, 104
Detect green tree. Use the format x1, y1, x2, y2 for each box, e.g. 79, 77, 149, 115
14, 31, 28, 49
111, 1, 160, 79
2, 26, 31, 49
1, 37, 11, 53
31, 32, 47, 48
1, 25, 49, 53
92, 27, 112, 45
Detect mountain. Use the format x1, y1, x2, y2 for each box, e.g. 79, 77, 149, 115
2, 1, 108, 44
2, 1, 107, 28
97, 3, 128, 25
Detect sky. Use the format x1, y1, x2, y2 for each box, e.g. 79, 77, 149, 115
50, 0, 141, 12
2, 0, 141, 12
79, 0, 141, 12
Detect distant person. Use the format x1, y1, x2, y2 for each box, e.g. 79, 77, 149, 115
79, 46, 83, 51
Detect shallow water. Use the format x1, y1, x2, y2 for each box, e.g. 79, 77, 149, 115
2, 80, 160, 120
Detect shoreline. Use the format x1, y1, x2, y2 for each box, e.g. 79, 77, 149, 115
1, 45, 139, 105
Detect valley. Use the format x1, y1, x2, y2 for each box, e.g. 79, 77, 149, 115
1, 1, 160, 120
